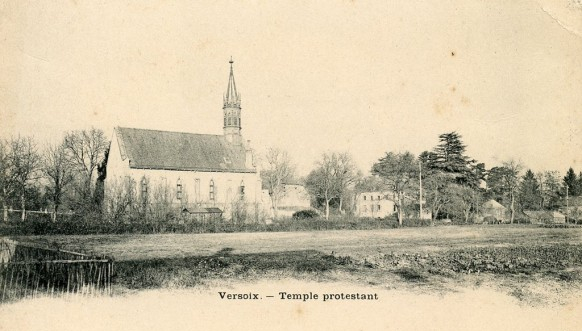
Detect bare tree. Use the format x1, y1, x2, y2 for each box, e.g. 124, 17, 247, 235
42, 141, 75, 221
334, 153, 360, 214
63, 128, 109, 207
261, 147, 295, 219
0, 139, 16, 222
305, 153, 340, 220
9, 136, 41, 221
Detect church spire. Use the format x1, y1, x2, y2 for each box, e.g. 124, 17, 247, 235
223, 58, 242, 144
224, 57, 240, 107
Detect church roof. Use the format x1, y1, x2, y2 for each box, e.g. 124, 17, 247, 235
115, 127, 255, 173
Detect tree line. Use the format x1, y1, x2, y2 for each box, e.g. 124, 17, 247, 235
0, 128, 109, 222
268, 132, 580, 224
2, 128, 580, 225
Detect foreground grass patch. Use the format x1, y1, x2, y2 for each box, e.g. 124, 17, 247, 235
114, 250, 348, 289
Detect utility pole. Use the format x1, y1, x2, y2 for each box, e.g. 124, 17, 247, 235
419, 160, 423, 220
566, 185, 569, 223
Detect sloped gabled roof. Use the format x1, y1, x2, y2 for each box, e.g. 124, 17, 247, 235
115, 127, 255, 173
482, 199, 506, 210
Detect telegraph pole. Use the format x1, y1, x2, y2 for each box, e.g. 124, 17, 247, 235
566, 185, 569, 222
419, 160, 423, 220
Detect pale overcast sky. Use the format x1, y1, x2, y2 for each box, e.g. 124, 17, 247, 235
1, 0, 581, 176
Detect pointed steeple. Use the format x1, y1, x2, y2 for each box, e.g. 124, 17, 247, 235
222, 58, 242, 144
224, 57, 241, 107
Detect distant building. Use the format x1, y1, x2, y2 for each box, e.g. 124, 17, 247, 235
481, 199, 508, 222
261, 183, 311, 218
105, 60, 262, 219
523, 210, 566, 224
355, 192, 395, 219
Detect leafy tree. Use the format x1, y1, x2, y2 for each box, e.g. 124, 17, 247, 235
541, 171, 562, 209
442, 184, 482, 223
372, 151, 418, 226
518, 169, 541, 210
261, 147, 296, 219
563, 167, 579, 196
430, 132, 482, 187
487, 160, 522, 223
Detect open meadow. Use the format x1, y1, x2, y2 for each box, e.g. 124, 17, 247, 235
12, 225, 582, 304
3, 225, 582, 331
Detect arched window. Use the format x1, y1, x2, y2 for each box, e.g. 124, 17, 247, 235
209, 180, 215, 201
176, 178, 183, 200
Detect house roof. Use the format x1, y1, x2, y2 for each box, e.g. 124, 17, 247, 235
115, 127, 255, 173
523, 210, 565, 219
482, 199, 506, 210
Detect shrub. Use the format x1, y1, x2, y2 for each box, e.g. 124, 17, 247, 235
292, 209, 318, 220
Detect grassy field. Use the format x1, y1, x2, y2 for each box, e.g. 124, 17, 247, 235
12, 225, 582, 306
17, 224, 582, 261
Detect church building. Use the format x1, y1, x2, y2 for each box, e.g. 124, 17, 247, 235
105, 60, 261, 219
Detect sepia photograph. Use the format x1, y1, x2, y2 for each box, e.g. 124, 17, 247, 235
1, 1, 582, 330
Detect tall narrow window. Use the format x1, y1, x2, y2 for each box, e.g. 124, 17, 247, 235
209, 180, 215, 201
224, 117, 226, 127
363, 196, 367, 201
195, 178, 200, 201
141, 178, 148, 205
239, 180, 245, 198
141, 178, 148, 196
176, 178, 182, 200
238, 117, 241, 127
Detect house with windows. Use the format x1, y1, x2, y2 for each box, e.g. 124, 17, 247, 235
354, 192, 396, 219
104, 60, 262, 220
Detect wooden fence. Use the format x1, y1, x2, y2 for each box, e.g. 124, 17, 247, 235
0, 238, 113, 303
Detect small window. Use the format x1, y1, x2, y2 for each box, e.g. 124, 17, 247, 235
363, 196, 366, 201
378, 195, 381, 200
239, 117, 241, 127
209, 180, 215, 201
239, 180, 245, 198
224, 117, 227, 127
176, 178, 183, 200
234, 117, 238, 126
371, 196, 374, 201
370, 204, 375, 212
377, 204, 381, 211
393, 205, 397, 212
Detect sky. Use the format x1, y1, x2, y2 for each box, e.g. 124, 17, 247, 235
1, 0, 581, 177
